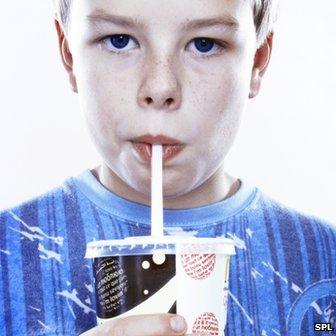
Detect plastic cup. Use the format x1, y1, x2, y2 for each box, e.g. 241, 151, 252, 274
85, 236, 235, 335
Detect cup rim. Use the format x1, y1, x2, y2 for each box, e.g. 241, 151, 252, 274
85, 236, 236, 258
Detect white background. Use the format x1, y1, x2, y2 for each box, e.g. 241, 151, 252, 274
0, 1, 335, 223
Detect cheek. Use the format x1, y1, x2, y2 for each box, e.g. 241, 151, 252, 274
76, 59, 136, 142
187, 66, 248, 132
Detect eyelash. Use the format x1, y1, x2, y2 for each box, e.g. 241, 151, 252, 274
100, 34, 227, 57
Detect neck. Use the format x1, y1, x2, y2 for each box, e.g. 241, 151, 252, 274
91, 164, 240, 209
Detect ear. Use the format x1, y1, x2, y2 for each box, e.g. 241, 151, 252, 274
249, 32, 274, 99
54, 19, 78, 93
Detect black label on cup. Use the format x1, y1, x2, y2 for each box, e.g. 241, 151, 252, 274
93, 255, 176, 319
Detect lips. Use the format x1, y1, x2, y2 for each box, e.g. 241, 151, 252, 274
131, 134, 184, 162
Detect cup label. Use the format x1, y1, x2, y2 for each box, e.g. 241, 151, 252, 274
93, 255, 176, 319
92, 253, 231, 336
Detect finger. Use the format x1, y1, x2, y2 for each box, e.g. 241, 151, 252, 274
100, 313, 187, 336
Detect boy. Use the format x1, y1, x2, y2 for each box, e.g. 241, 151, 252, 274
0, 0, 335, 335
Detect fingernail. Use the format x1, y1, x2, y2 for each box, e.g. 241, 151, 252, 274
170, 316, 186, 333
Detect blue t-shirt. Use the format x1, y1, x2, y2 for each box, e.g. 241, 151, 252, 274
0, 169, 335, 335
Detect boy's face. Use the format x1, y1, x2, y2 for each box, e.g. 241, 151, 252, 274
61, 0, 268, 198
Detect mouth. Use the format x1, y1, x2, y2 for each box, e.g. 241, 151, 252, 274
131, 134, 185, 163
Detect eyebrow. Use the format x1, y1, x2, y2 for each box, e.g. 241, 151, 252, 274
87, 10, 239, 31
182, 16, 240, 31
87, 11, 146, 29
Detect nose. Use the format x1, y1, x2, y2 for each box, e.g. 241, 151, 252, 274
137, 55, 182, 111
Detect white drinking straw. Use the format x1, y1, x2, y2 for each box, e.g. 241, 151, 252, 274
151, 144, 163, 237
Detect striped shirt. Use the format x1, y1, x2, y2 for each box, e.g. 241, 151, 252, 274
0, 169, 335, 335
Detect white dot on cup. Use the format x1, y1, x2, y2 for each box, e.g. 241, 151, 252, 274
143, 289, 149, 295
142, 261, 150, 269
152, 253, 166, 265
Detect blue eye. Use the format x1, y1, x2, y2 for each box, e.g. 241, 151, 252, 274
187, 37, 222, 56
194, 38, 215, 53
110, 35, 130, 48
103, 34, 137, 52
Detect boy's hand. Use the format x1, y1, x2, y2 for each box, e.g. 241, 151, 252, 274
80, 314, 188, 336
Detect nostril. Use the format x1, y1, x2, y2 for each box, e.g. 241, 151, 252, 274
145, 97, 153, 105
166, 98, 174, 106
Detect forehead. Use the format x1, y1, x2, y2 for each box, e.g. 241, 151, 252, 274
70, 0, 254, 32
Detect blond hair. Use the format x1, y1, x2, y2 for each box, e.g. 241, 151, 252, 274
54, 0, 278, 46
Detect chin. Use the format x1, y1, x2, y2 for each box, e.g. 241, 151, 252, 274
162, 174, 195, 198
129, 169, 192, 199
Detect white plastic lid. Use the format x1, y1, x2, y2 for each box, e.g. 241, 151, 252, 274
85, 236, 236, 258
